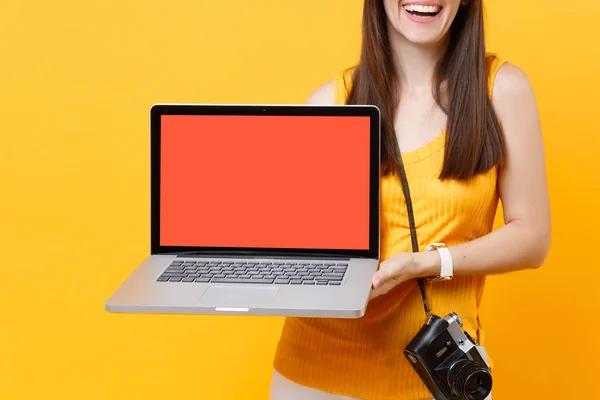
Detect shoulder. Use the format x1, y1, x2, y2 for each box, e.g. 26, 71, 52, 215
491, 62, 539, 135
491, 62, 543, 162
492, 62, 536, 106
305, 80, 336, 105
305, 66, 356, 105
491, 63, 539, 132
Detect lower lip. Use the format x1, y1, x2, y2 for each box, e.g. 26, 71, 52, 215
403, 7, 443, 24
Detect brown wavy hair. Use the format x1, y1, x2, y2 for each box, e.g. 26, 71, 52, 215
346, 0, 504, 180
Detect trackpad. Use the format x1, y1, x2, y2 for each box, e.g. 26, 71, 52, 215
199, 286, 279, 306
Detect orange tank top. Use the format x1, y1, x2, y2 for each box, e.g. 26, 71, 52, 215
273, 55, 507, 400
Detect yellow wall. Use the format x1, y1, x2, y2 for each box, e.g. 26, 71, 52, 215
1, 0, 598, 398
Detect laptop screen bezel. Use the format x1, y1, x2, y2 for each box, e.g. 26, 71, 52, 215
150, 104, 380, 259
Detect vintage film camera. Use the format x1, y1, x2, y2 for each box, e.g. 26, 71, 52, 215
404, 312, 493, 400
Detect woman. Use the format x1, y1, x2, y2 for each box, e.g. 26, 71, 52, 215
271, 0, 550, 399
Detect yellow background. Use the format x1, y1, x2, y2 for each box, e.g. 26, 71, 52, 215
1, 0, 598, 398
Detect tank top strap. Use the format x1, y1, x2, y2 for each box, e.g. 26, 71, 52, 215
486, 53, 507, 97
332, 67, 355, 105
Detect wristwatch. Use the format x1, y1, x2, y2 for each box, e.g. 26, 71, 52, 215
426, 243, 454, 281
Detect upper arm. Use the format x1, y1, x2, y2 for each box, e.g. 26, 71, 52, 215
493, 63, 551, 251
306, 81, 336, 105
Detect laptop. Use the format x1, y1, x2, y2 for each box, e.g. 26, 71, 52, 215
105, 104, 381, 318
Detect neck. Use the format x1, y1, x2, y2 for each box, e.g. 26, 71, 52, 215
388, 27, 448, 92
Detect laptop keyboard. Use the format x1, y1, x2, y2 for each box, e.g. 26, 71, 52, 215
157, 260, 348, 286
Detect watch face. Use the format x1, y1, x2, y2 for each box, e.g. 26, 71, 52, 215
427, 243, 447, 251
428, 275, 452, 282
427, 276, 450, 282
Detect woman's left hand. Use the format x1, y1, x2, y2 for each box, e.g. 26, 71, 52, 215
369, 252, 438, 300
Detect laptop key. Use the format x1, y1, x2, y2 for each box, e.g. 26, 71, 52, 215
316, 281, 328, 285
157, 277, 170, 282
274, 278, 290, 284
329, 281, 342, 286
212, 278, 274, 284
183, 277, 195, 282
290, 279, 302, 285
303, 281, 315, 285
169, 277, 183, 282
194, 277, 211, 283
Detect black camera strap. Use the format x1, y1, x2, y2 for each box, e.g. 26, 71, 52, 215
396, 151, 432, 318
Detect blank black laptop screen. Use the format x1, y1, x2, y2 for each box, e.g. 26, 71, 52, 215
160, 114, 371, 250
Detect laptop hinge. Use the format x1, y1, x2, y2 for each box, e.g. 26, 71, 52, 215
171, 250, 352, 260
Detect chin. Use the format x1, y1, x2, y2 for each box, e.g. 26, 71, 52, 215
387, 1, 457, 47
399, 30, 446, 46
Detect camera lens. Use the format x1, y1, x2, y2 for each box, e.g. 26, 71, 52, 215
463, 370, 491, 399
448, 360, 492, 400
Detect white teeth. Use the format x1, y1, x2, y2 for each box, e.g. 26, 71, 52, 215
403, 4, 442, 14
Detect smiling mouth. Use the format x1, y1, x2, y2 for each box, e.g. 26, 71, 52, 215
403, 4, 443, 18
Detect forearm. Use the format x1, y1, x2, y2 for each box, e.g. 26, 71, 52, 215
414, 220, 551, 278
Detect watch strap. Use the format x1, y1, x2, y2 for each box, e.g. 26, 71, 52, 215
426, 243, 453, 281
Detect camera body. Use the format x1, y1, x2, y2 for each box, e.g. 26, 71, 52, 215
404, 312, 492, 400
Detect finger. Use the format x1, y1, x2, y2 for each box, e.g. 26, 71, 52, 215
369, 278, 397, 299
368, 289, 377, 300
372, 261, 398, 288
369, 288, 381, 300
371, 273, 412, 299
